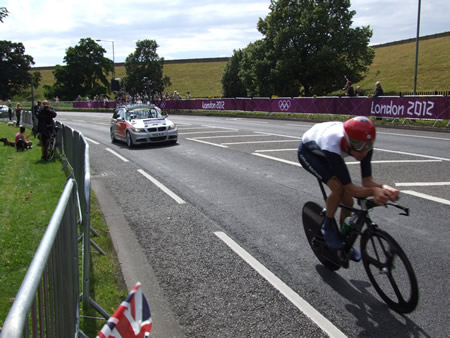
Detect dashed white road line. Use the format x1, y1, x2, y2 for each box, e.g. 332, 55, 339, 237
85, 137, 99, 145
374, 148, 450, 161
396, 182, 450, 187
137, 169, 186, 204
378, 131, 450, 141
401, 190, 450, 206
186, 138, 229, 148
253, 153, 301, 166
346, 160, 442, 164
214, 231, 347, 338
224, 139, 299, 145
180, 130, 237, 135
105, 148, 129, 162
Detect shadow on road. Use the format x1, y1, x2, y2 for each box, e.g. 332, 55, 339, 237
315, 265, 430, 337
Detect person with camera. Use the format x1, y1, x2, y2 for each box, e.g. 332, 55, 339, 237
37, 100, 57, 160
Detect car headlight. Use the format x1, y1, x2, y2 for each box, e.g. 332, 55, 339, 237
168, 123, 176, 130
132, 128, 145, 133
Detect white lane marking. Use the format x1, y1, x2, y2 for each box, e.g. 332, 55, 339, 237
255, 131, 302, 139
346, 160, 441, 165
180, 130, 237, 135
105, 148, 129, 162
255, 148, 298, 153
194, 134, 271, 140
223, 140, 299, 145
285, 124, 315, 128
378, 131, 450, 141
396, 182, 450, 187
374, 148, 450, 161
253, 153, 302, 166
137, 169, 186, 204
85, 137, 100, 145
202, 125, 239, 131
214, 231, 347, 338
401, 190, 450, 206
186, 138, 229, 148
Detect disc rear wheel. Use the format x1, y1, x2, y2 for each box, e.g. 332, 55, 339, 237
302, 201, 340, 271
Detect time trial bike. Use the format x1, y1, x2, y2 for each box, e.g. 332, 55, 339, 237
302, 178, 419, 314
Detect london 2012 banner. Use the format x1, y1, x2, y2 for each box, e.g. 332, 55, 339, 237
75, 96, 449, 120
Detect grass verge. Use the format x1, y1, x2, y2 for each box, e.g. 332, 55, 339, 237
0, 121, 126, 336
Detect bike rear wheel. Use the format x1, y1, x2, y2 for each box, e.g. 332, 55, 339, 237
361, 228, 419, 313
302, 201, 340, 271
47, 136, 56, 161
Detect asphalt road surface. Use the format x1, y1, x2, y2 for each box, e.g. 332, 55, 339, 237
57, 112, 449, 337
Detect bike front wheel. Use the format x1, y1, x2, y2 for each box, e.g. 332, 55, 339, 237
361, 228, 419, 313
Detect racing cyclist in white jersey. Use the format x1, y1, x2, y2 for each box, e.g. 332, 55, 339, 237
297, 116, 399, 261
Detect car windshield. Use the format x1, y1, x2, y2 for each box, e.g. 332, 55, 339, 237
126, 108, 162, 120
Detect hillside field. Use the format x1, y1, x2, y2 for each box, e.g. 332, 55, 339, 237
31, 34, 449, 99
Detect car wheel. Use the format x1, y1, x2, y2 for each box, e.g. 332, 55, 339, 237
126, 131, 134, 148
110, 128, 116, 143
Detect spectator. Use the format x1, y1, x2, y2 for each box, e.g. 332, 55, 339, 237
0, 126, 32, 150
15, 126, 33, 150
343, 76, 354, 97
345, 81, 355, 97
38, 100, 57, 160
76, 95, 82, 102
355, 86, 364, 96
32, 100, 41, 136
8, 105, 13, 121
186, 91, 191, 100
15, 103, 22, 127
373, 81, 384, 97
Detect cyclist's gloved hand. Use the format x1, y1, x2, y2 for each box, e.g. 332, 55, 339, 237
373, 187, 390, 205
321, 216, 343, 249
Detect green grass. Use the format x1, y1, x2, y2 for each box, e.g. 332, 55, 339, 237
357, 36, 450, 95
0, 122, 126, 336
25, 34, 450, 101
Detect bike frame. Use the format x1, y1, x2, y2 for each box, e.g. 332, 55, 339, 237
316, 178, 409, 250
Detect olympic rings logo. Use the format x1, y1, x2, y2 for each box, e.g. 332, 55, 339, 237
278, 99, 292, 111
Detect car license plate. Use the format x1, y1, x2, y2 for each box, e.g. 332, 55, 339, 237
152, 132, 165, 136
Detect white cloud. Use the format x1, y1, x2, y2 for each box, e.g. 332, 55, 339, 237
1, 0, 449, 67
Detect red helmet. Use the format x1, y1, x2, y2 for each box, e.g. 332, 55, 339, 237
343, 116, 376, 152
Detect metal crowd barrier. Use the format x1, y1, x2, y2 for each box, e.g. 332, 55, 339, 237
0, 120, 102, 336
1, 179, 79, 337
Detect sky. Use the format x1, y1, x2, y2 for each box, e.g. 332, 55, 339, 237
1, 0, 449, 68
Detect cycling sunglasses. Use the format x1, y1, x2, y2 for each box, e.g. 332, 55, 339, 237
349, 138, 374, 152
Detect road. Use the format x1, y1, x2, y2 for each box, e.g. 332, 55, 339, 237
57, 112, 449, 337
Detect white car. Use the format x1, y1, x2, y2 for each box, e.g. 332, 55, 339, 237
110, 104, 177, 147
0, 105, 9, 118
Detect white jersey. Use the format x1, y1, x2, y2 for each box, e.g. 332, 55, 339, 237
301, 121, 349, 158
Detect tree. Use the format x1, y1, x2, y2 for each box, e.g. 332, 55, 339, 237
48, 38, 113, 100
123, 40, 171, 99
231, 0, 374, 97
0, 41, 34, 100
238, 40, 277, 97
221, 49, 247, 97
0, 7, 8, 23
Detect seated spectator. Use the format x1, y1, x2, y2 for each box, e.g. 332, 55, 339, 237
0, 126, 33, 151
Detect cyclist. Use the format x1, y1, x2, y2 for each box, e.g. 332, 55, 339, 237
297, 116, 399, 261
37, 100, 57, 160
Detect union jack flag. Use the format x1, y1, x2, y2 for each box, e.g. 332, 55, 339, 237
97, 282, 152, 338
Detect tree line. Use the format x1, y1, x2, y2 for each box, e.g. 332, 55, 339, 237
1, 0, 374, 101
